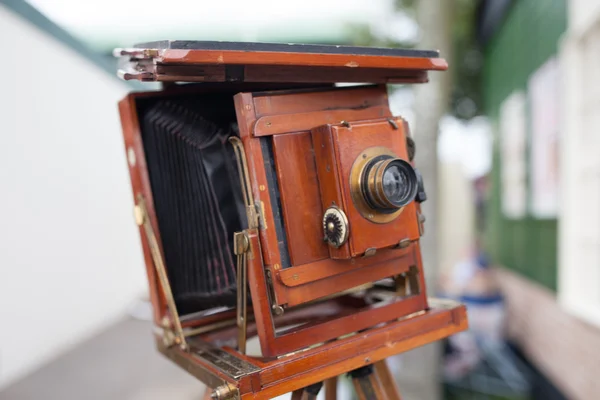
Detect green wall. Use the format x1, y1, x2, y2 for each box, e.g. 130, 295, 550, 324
483, 0, 566, 291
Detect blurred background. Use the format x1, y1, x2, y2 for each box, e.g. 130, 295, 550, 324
0, 0, 598, 399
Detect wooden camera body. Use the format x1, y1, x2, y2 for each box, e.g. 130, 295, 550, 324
117, 41, 467, 399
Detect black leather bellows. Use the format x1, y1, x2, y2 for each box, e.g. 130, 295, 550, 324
139, 94, 245, 314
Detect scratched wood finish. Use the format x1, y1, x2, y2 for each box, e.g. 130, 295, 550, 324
158, 49, 448, 71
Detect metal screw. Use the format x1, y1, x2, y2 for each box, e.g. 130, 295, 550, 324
127, 147, 136, 167
272, 305, 284, 316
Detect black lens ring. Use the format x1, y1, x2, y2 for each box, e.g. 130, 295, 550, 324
380, 159, 418, 208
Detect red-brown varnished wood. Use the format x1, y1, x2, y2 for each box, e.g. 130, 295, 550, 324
246, 302, 467, 399
158, 49, 448, 71
413, 242, 429, 307
325, 377, 337, 400
281, 250, 416, 307
258, 304, 466, 384
234, 93, 289, 307
243, 66, 429, 84
157, 300, 466, 399
272, 133, 328, 266
277, 245, 412, 288
251, 85, 389, 117
119, 94, 166, 325
146, 65, 432, 84
313, 118, 421, 258
351, 373, 388, 400
374, 360, 403, 400
245, 224, 413, 356
245, 230, 277, 357
121, 84, 435, 359
252, 107, 389, 137
311, 124, 352, 259
268, 294, 426, 355
234, 85, 398, 307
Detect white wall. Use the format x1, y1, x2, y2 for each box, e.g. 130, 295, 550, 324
558, 3, 600, 327
438, 162, 475, 275
0, 6, 147, 388
568, 0, 600, 35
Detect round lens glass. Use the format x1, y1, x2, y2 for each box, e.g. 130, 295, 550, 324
382, 164, 410, 205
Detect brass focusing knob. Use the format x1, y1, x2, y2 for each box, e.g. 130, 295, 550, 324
322, 207, 349, 248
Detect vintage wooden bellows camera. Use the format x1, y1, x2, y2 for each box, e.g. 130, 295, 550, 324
116, 41, 467, 399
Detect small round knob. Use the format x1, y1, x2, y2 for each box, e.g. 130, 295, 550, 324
322, 207, 349, 248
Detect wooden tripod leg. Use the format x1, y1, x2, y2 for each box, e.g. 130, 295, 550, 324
291, 389, 303, 400
350, 365, 387, 400
350, 362, 402, 400
374, 360, 402, 400
325, 377, 337, 400
291, 381, 323, 400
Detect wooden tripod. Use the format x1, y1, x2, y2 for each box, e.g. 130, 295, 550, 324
290, 359, 402, 400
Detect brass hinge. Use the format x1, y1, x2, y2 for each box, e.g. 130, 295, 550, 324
134, 195, 187, 351
229, 137, 267, 230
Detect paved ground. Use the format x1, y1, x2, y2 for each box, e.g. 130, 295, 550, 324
0, 316, 440, 400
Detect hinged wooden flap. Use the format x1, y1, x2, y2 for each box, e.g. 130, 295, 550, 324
115, 40, 447, 84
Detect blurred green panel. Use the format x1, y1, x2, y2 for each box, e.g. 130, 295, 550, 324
482, 0, 566, 291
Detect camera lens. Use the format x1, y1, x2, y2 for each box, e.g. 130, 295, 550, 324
383, 163, 409, 204
362, 157, 418, 211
